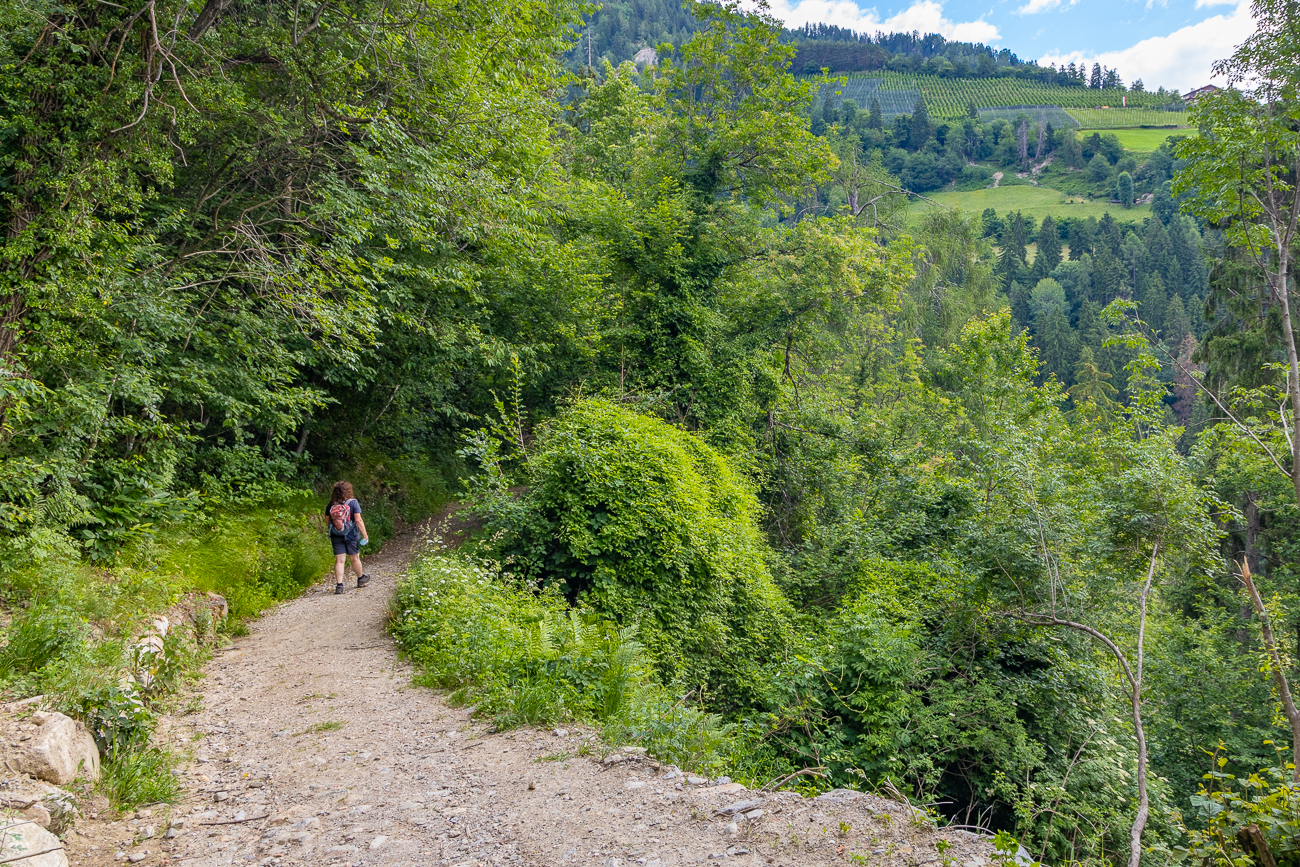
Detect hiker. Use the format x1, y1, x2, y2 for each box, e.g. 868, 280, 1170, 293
327, 481, 371, 595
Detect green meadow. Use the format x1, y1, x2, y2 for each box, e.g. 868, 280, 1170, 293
1079, 127, 1194, 154
908, 183, 1150, 226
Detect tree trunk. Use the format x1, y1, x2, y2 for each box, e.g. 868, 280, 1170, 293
1272, 255, 1300, 515
1237, 824, 1280, 867
187, 0, 235, 40
1125, 545, 1158, 867
1238, 493, 1261, 648
1240, 558, 1300, 782
1245, 492, 1262, 576
1018, 542, 1159, 867
293, 415, 312, 456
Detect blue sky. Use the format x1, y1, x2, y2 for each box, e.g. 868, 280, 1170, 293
764, 0, 1255, 91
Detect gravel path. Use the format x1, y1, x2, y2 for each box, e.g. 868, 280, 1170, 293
64, 516, 998, 867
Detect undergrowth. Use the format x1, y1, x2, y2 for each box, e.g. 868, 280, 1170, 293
390, 552, 760, 778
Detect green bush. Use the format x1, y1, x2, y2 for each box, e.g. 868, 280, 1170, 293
391, 552, 737, 774
393, 553, 649, 722
1177, 755, 1300, 866
78, 684, 157, 756
474, 398, 794, 711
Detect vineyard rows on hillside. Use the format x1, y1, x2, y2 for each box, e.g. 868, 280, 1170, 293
1066, 107, 1189, 128
978, 105, 1079, 127
820, 72, 1177, 119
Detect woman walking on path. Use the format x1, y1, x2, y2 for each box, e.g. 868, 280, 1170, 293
327, 481, 371, 595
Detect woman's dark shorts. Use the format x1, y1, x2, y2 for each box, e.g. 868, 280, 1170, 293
331, 529, 361, 556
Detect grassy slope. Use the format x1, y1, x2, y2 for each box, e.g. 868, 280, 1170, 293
907, 184, 1150, 226
1079, 127, 1194, 154
910, 124, 1188, 222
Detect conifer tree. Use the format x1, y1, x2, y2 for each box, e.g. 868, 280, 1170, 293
867, 97, 883, 130
1007, 211, 1029, 260
1036, 305, 1079, 384
1034, 216, 1062, 279
1090, 63, 1103, 89
1068, 219, 1095, 260
1139, 274, 1169, 334
1007, 278, 1030, 325
910, 96, 931, 149
1165, 294, 1193, 341
981, 208, 1003, 240
1069, 345, 1120, 426
1060, 128, 1084, 169
1097, 213, 1122, 254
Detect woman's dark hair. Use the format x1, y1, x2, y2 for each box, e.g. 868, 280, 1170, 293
331, 481, 354, 505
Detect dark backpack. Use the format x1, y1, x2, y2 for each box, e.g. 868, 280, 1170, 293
328, 502, 354, 535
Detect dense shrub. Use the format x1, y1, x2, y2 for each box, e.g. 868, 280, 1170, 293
761, 558, 1168, 864
391, 553, 734, 773
474, 399, 794, 711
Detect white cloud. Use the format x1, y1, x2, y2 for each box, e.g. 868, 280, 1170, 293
767, 0, 1001, 44
1017, 0, 1078, 16
1039, 0, 1255, 91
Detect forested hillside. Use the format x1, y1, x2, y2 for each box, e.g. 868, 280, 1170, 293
572, 0, 1181, 101
3, 1, 1300, 865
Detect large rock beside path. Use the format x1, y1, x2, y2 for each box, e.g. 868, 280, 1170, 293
9, 711, 100, 785
0, 815, 69, 866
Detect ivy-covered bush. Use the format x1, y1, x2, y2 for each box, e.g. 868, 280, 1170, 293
476, 398, 794, 711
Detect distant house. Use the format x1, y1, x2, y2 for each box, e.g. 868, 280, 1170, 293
633, 47, 658, 68
1182, 84, 1221, 105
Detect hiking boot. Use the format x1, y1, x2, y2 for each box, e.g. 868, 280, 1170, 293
334, 582, 345, 595
357, 574, 371, 588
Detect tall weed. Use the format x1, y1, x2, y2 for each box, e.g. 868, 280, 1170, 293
0, 604, 86, 678
99, 745, 179, 810
391, 553, 736, 773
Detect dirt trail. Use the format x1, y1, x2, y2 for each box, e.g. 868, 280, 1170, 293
65, 514, 997, 867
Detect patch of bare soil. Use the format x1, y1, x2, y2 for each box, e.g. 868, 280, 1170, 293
63, 509, 998, 867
